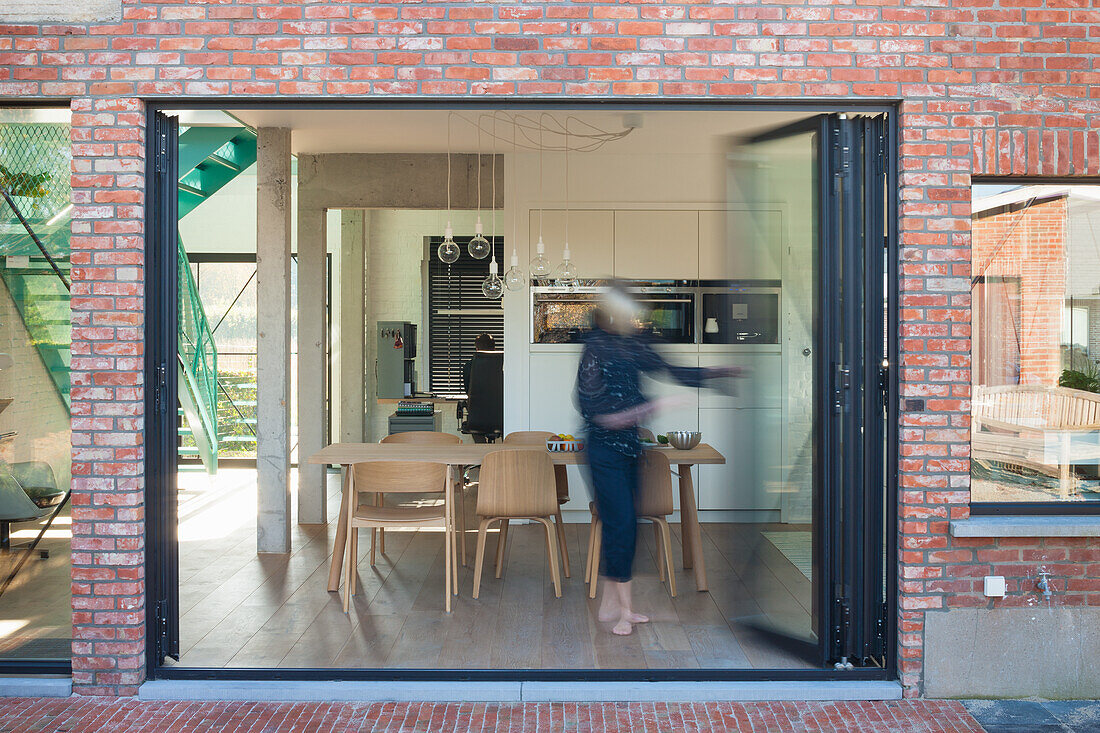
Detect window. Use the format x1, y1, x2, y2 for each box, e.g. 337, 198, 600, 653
427, 236, 505, 395
971, 182, 1100, 508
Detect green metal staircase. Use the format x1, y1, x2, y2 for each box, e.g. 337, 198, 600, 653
174, 125, 258, 472
0, 121, 259, 475
0, 122, 72, 413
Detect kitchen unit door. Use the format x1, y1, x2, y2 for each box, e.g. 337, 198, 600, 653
613, 210, 699, 280
529, 209, 614, 280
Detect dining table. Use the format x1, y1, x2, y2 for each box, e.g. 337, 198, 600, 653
309, 441, 726, 596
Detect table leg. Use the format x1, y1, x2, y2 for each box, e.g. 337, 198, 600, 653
327, 466, 352, 593
677, 464, 708, 592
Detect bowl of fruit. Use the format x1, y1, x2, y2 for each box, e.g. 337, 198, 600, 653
546, 433, 585, 452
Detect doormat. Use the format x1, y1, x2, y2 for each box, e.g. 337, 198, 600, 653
762, 531, 812, 581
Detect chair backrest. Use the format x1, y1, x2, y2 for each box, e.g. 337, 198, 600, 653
503, 431, 554, 444
503, 431, 569, 504
355, 431, 461, 494
352, 460, 450, 495
636, 449, 674, 517
381, 431, 462, 445
476, 449, 558, 518
973, 384, 1100, 430
465, 352, 504, 433
0, 471, 44, 522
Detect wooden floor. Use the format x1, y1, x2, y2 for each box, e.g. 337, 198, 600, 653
174, 469, 816, 670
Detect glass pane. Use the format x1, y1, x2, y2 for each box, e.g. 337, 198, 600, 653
972, 183, 1100, 503
0, 110, 72, 661
710, 128, 820, 661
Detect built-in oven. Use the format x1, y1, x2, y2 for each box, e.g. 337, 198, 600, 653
531, 282, 696, 344
698, 283, 781, 345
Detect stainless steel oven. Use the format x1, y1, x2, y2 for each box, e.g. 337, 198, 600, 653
531, 282, 696, 344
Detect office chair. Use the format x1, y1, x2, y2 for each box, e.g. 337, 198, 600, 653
458, 351, 504, 443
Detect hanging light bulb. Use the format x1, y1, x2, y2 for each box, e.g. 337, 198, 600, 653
531, 116, 554, 281
469, 216, 491, 260
505, 248, 525, 291
438, 113, 460, 264
482, 256, 503, 300
553, 244, 578, 286
530, 236, 552, 279
438, 222, 460, 264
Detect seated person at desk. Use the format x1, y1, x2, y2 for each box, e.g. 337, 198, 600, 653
460, 333, 503, 443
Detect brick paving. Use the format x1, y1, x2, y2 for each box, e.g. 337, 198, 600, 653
0, 698, 985, 732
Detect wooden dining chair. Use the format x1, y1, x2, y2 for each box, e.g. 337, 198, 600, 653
376, 431, 464, 567
472, 449, 562, 599
586, 448, 677, 597
343, 458, 456, 613
501, 431, 571, 578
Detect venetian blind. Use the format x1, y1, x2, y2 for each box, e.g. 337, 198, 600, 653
427, 236, 505, 395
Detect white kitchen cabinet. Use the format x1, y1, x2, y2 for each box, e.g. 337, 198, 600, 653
613, 210, 699, 280
527, 350, 590, 515
699, 209, 782, 280
698, 352, 781, 411
529, 209, 614, 279
697, 407, 783, 514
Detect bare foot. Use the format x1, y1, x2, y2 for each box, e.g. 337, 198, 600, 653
612, 619, 633, 635
598, 589, 620, 622
624, 611, 649, 624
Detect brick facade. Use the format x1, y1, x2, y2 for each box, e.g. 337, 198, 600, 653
3, 0, 1100, 697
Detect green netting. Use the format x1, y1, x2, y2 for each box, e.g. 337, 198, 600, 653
0, 123, 71, 259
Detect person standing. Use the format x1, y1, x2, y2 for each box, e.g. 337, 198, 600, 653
576, 286, 741, 635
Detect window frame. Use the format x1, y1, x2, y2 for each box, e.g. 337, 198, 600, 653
970, 176, 1100, 516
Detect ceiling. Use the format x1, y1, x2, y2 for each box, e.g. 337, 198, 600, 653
170, 108, 817, 156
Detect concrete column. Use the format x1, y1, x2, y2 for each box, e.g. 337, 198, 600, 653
255, 127, 292, 554
339, 209, 365, 443
297, 205, 328, 525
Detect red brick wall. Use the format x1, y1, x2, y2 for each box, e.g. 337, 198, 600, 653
972, 197, 1069, 386
3, 0, 1100, 698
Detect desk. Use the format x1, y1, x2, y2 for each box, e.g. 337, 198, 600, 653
309, 442, 725, 594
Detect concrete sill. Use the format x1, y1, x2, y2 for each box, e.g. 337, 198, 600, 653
950, 515, 1100, 538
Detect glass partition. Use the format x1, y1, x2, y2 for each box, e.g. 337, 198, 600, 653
0, 108, 73, 661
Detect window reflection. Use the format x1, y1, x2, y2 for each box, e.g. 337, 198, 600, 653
972, 184, 1100, 503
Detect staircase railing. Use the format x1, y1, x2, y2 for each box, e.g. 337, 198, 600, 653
176, 237, 218, 469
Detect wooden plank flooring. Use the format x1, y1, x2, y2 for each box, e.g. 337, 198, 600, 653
173, 469, 817, 670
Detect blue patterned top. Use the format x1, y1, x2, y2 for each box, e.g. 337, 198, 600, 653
575, 328, 713, 457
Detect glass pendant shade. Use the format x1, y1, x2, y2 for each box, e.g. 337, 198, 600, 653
553, 244, 579, 285
481, 258, 504, 300
468, 216, 491, 259
504, 249, 525, 291
437, 222, 460, 264
530, 235, 552, 279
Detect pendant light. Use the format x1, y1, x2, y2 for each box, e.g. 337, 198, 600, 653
529, 119, 552, 280
468, 115, 491, 260
553, 119, 578, 286
481, 113, 503, 300
504, 113, 526, 292
437, 113, 460, 264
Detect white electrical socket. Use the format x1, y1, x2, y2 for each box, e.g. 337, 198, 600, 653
984, 576, 1006, 598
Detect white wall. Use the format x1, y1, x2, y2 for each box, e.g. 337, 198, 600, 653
361, 208, 503, 442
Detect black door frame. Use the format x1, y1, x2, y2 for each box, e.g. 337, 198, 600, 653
143, 100, 899, 683
146, 111, 181, 668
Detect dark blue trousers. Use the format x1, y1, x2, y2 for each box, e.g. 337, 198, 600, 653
587, 436, 640, 583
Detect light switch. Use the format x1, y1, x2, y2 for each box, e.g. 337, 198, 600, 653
983, 576, 1006, 598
